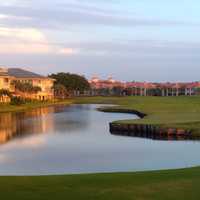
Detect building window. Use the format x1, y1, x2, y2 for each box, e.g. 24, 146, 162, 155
4, 78, 9, 83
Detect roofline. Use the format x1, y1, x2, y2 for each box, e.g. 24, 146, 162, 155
0, 75, 15, 79
13, 77, 55, 81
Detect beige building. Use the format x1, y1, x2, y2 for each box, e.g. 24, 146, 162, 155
0, 67, 55, 102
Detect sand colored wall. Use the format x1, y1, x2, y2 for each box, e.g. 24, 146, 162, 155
14, 78, 54, 100
0, 76, 54, 101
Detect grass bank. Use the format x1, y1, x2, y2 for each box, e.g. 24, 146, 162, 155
74, 96, 200, 136
0, 99, 72, 113
0, 167, 200, 200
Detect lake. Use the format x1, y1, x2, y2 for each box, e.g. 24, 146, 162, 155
0, 104, 199, 175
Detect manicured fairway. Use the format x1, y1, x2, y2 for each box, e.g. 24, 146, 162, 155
74, 96, 200, 136
0, 167, 200, 200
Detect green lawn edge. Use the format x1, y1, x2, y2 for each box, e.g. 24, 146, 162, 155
0, 167, 200, 200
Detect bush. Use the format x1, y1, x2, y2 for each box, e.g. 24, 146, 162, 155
0, 89, 11, 97
10, 97, 26, 105
13, 81, 41, 93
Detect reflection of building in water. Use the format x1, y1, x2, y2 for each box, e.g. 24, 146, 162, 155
0, 113, 17, 144
0, 107, 55, 144
0, 105, 91, 145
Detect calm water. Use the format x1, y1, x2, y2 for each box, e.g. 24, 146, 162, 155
0, 104, 199, 175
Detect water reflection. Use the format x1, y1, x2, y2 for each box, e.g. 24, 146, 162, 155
0, 104, 200, 175
0, 105, 90, 144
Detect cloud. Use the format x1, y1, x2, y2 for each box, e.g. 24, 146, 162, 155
0, 26, 79, 55
0, 27, 46, 42
58, 48, 79, 55
0, 0, 199, 83
0, 27, 52, 54
0, 40, 199, 82
0, 1, 191, 30
48, 40, 200, 56
0, 43, 51, 54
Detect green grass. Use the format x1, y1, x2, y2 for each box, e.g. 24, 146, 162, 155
0, 99, 72, 113
0, 167, 200, 200
74, 96, 200, 136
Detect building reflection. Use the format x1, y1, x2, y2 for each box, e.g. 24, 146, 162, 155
0, 107, 55, 144
0, 105, 90, 145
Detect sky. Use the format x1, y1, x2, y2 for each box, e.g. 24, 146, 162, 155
0, 0, 200, 82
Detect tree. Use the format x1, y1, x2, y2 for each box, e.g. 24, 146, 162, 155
49, 73, 90, 94
112, 86, 124, 96
0, 89, 11, 97
97, 88, 110, 96
0, 89, 12, 103
53, 84, 68, 99
13, 81, 41, 93
32, 86, 42, 93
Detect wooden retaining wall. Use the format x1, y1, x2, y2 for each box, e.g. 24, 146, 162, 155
110, 123, 192, 138
99, 107, 196, 139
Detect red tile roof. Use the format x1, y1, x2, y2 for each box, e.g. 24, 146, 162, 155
89, 77, 200, 90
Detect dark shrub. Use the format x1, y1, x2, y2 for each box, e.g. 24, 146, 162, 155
10, 97, 26, 105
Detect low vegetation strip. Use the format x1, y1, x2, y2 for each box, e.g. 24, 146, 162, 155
74, 96, 200, 136
0, 99, 72, 113
0, 167, 200, 200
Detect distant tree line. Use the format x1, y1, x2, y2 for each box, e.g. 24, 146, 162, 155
92, 87, 200, 97
49, 72, 90, 98
90, 87, 124, 96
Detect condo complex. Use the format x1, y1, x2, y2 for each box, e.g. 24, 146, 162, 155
89, 76, 200, 96
0, 67, 54, 102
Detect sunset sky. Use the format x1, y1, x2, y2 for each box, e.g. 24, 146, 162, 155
0, 0, 199, 81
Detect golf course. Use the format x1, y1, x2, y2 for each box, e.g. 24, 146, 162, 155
0, 96, 200, 199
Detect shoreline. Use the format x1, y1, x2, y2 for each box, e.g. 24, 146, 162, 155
0, 99, 73, 114
74, 96, 200, 138
1, 96, 199, 138
0, 96, 200, 138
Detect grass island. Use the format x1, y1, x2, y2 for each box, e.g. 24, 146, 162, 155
74, 96, 200, 138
